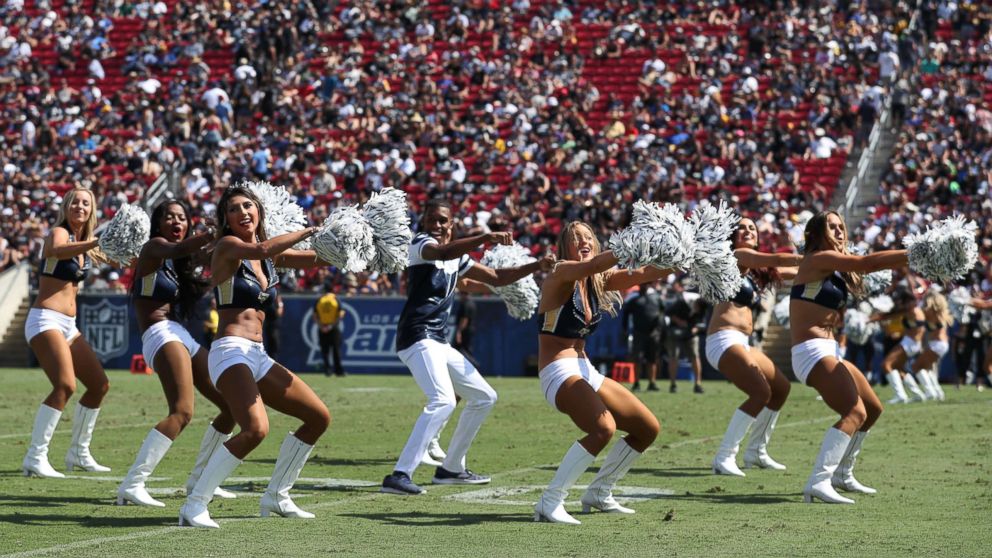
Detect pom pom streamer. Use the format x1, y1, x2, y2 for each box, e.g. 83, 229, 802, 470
688, 200, 742, 303
948, 287, 973, 323
312, 206, 375, 273
363, 187, 413, 274
245, 180, 311, 250
480, 243, 540, 320
773, 295, 790, 327
903, 216, 979, 282
608, 201, 696, 272
98, 204, 150, 266
867, 294, 894, 314
844, 308, 878, 346
848, 243, 891, 297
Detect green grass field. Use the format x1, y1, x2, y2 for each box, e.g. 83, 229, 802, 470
1, 368, 990, 558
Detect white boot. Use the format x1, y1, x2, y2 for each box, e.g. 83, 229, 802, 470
65, 404, 111, 472
534, 442, 595, 525
915, 371, 939, 401
186, 424, 237, 499
22, 404, 65, 478
117, 429, 172, 507
886, 371, 910, 404
803, 428, 855, 504
421, 436, 446, 467
178, 445, 241, 528
930, 369, 946, 401
832, 430, 877, 494
903, 372, 927, 402
580, 438, 640, 514
711, 409, 754, 477
742, 407, 787, 470
260, 433, 315, 519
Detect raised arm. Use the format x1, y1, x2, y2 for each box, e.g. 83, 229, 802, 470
545, 250, 620, 284
140, 231, 215, 261
735, 247, 803, 270
461, 253, 555, 287
43, 227, 99, 259
421, 231, 511, 261
215, 227, 318, 262
808, 250, 908, 274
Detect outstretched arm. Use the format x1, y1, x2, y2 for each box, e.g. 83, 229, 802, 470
457, 277, 493, 294
215, 227, 318, 262
44, 227, 100, 259
421, 231, 511, 261
735, 248, 803, 270
273, 249, 330, 269
604, 265, 673, 292
140, 230, 215, 261
809, 250, 908, 274
461, 254, 555, 287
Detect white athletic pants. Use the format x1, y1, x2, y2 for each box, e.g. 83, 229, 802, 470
394, 339, 497, 476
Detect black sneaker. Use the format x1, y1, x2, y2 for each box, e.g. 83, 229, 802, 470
432, 467, 491, 485
631, 382, 641, 392
694, 384, 705, 394
669, 383, 677, 393
647, 383, 660, 392
381, 472, 425, 495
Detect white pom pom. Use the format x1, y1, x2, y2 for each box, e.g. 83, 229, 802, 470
312, 206, 375, 273
688, 200, 742, 303
363, 187, 413, 274
481, 243, 540, 320
948, 287, 973, 322
244, 180, 311, 249
848, 243, 892, 296
904, 216, 979, 282
98, 204, 150, 266
844, 308, 878, 345
868, 294, 894, 314
773, 295, 790, 327
608, 201, 696, 271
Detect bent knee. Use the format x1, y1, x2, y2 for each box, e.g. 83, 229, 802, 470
846, 404, 868, 427
52, 381, 76, 402
426, 396, 457, 415
640, 414, 661, 444
310, 405, 332, 434
589, 417, 617, 447
240, 421, 270, 447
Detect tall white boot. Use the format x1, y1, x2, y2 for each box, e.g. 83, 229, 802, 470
117, 429, 172, 507
178, 445, 241, 528
580, 438, 640, 514
22, 404, 65, 478
742, 407, 787, 470
886, 371, 910, 404
832, 430, 877, 494
65, 404, 111, 472
902, 372, 927, 401
803, 428, 855, 504
534, 442, 595, 525
186, 424, 237, 499
930, 368, 946, 401
260, 433, 315, 519
711, 409, 754, 477
915, 371, 939, 401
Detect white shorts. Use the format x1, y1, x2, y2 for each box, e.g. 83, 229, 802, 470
927, 340, 949, 358
900, 336, 923, 359
207, 336, 275, 385
538, 357, 605, 411
705, 329, 750, 370
25, 308, 80, 343
141, 320, 201, 369
791, 338, 842, 385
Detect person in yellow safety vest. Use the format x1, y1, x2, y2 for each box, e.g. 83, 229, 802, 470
204, 299, 219, 348
314, 284, 346, 377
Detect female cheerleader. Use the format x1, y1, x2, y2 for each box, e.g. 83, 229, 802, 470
116, 200, 236, 507
881, 289, 929, 403
179, 186, 330, 528
381, 199, 553, 495
23, 187, 111, 478
909, 290, 952, 400
790, 211, 907, 504
533, 221, 668, 525
709, 218, 801, 476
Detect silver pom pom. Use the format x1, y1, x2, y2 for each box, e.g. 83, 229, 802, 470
848, 243, 892, 296
480, 243, 540, 320
98, 204, 150, 266
363, 187, 413, 274
867, 294, 894, 314
608, 201, 695, 271
904, 216, 979, 282
689, 200, 742, 303
844, 308, 878, 345
245, 180, 311, 250
312, 206, 375, 273
773, 295, 790, 327
948, 287, 973, 323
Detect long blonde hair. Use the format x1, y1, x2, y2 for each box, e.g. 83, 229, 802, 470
556, 221, 622, 317
54, 188, 98, 241
803, 210, 865, 297
923, 290, 952, 325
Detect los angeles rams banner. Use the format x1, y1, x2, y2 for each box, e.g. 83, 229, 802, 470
70, 294, 628, 376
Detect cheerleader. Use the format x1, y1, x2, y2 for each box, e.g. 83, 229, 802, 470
533, 221, 669, 525
709, 218, 801, 476
881, 289, 929, 403
790, 211, 907, 504
116, 200, 236, 507
179, 186, 330, 528
909, 291, 952, 401
381, 200, 553, 495
23, 187, 111, 478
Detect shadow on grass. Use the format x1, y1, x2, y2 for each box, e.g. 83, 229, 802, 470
0, 495, 115, 509
633, 466, 715, 478
340, 511, 533, 526
661, 491, 796, 504
0, 511, 173, 528
248, 456, 394, 467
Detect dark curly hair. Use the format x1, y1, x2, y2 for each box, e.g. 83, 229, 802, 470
147, 199, 209, 320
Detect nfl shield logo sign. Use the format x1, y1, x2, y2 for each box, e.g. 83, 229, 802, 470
80, 299, 129, 361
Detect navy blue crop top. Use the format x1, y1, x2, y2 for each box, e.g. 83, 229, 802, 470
790, 272, 848, 311
731, 275, 760, 308
214, 259, 279, 311
39, 230, 91, 284
902, 316, 924, 330
540, 280, 603, 339
134, 260, 180, 304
